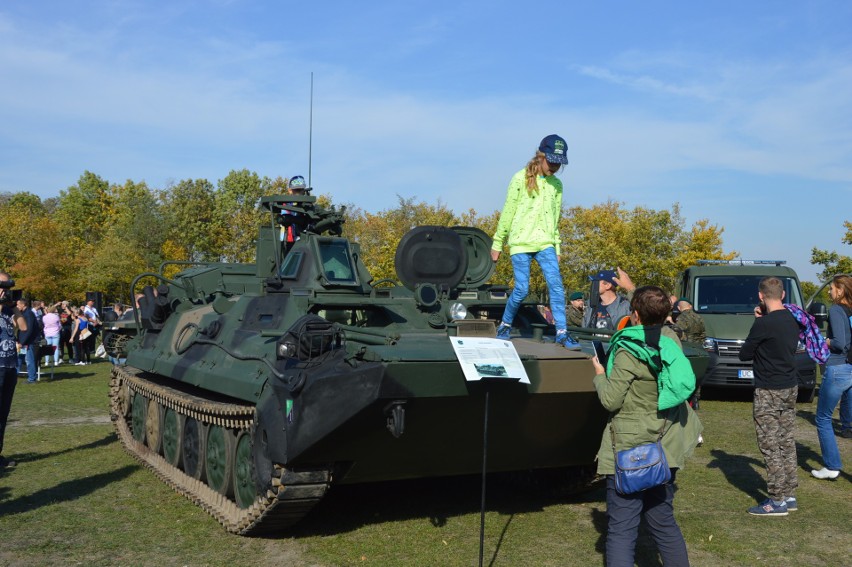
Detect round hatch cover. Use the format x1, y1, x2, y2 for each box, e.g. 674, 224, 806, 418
394, 226, 467, 291
450, 226, 495, 289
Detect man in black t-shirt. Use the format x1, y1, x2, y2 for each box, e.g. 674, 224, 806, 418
739, 276, 799, 516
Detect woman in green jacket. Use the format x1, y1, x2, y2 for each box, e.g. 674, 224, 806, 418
591, 286, 702, 567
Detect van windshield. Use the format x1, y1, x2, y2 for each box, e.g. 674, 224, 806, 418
694, 276, 803, 314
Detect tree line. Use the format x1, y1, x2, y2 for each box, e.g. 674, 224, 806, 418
2, 169, 847, 305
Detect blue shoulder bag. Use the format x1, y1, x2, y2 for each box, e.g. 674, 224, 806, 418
611, 418, 671, 495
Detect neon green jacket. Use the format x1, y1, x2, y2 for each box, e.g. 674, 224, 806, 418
593, 325, 703, 474
491, 169, 563, 256
605, 325, 696, 410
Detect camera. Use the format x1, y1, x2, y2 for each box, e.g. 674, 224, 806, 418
0, 278, 15, 289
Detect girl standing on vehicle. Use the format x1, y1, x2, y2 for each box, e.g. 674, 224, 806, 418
490, 134, 579, 349
812, 274, 852, 479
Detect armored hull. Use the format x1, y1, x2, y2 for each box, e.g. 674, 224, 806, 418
107, 195, 698, 534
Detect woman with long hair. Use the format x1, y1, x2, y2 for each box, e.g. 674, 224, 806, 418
490, 134, 578, 349
69, 308, 90, 366
812, 274, 852, 479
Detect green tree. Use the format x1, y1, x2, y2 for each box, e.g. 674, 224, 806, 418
160, 178, 218, 262
810, 221, 852, 280
213, 170, 275, 263
344, 196, 458, 282
560, 201, 734, 297
55, 171, 111, 242
0, 192, 47, 271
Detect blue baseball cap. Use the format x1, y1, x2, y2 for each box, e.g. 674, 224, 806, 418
288, 175, 308, 193
539, 134, 569, 164
589, 270, 618, 285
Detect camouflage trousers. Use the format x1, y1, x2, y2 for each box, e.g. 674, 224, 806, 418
753, 386, 798, 501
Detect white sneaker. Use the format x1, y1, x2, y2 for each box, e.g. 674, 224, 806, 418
811, 467, 840, 480
697, 434, 704, 447
75, 361, 86, 366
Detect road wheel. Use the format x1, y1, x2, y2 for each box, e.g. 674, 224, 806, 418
131, 393, 147, 444
205, 425, 235, 496
145, 399, 163, 454
797, 387, 816, 403
233, 430, 257, 509
162, 408, 183, 467
182, 417, 207, 480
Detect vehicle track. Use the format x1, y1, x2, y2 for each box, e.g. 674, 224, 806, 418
109, 365, 331, 535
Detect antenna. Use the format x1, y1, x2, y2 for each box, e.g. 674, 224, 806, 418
308, 72, 313, 188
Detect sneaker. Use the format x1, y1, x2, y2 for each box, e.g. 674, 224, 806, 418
555, 331, 582, 350
0, 456, 16, 468
75, 361, 86, 366
841, 429, 852, 439
55, 360, 62, 366
697, 434, 704, 447
747, 498, 788, 516
785, 497, 797, 511
811, 467, 840, 480
496, 322, 512, 340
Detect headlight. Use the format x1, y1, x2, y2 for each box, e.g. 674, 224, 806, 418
448, 302, 467, 321
703, 338, 718, 353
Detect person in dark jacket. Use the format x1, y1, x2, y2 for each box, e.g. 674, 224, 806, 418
16, 299, 41, 384
739, 276, 800, 516
0, 273, 26, 468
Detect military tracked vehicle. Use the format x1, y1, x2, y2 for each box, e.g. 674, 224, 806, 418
108, 194, 702, 535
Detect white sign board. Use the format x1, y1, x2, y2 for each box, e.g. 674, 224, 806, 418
449, 337, 530, 385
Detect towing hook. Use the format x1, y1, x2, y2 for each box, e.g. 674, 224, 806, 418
384, 400, 406, 438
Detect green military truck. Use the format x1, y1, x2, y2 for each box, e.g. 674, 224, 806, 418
675, 260, 817, 403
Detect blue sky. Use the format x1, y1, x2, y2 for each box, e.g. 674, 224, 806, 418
1, 1, 850, 284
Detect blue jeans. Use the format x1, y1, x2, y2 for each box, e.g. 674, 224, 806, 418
501, 247, 567, 330
604, 472, 689, 567
45, 335, 61, 364
25, 345, 37, 383
815, 363, 852, 471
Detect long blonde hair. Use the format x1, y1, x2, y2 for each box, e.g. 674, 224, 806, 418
523, 151, 551, 195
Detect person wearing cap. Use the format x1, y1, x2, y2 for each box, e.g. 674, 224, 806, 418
287, 175, 308, 195
583, 270, 631, 330
491, 135, 579, 349
281, 175, 310, 244
674, 297, 705, 344
567, 291, 585, 327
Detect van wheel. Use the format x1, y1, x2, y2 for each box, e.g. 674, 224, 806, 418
797, 387, 815, 403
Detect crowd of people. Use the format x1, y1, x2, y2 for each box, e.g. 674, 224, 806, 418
0, 277, 132, 469
490, 135, 849, 566
12, 297, 105, 377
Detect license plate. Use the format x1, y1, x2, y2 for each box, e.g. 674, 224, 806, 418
738, 370, 754, 379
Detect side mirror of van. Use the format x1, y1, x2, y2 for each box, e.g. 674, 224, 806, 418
808, 302, 828, 325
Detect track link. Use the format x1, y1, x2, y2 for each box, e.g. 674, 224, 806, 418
109, 365, 330, 535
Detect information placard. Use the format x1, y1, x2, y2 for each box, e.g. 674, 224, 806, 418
449, 337, 530, 384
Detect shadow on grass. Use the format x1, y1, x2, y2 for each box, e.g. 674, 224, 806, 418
0, 465, 136, 514
287, 471, 605, 540
7, 432, 117, 466
707, 441, 827, 502
706, 449, 766, 502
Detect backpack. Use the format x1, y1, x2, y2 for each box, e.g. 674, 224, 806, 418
784, 303, 829, 364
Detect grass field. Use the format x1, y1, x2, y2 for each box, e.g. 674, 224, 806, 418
0, 361, 849, 566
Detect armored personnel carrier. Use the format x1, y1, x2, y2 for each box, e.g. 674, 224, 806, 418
108, 194, 700, 535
